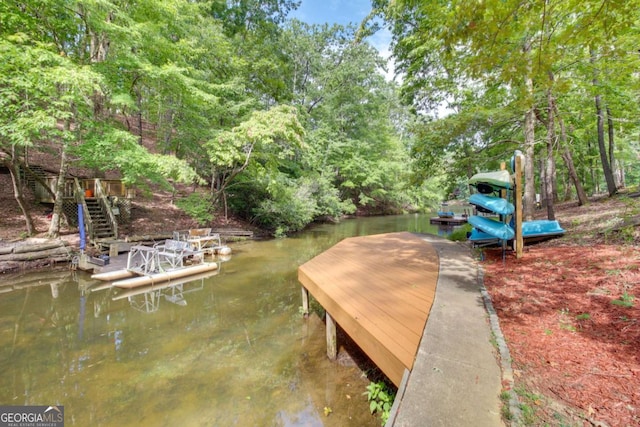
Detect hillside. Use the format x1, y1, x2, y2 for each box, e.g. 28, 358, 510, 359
0, 172, 260, 243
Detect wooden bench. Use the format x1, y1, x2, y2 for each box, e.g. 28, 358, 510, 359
187, 228, 221, 255
154, 239, 202, 271
188, 228, 211, 237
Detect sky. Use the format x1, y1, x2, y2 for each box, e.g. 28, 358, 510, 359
288, 0, 372, 27
288, 0, 396, 80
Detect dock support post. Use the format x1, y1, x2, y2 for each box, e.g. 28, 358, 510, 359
326, 312, 337, 360
301, 287, 309, 316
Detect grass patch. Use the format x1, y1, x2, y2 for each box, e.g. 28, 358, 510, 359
499, 390, 514, 421
611, 292, 635, 308
515, 386, 544, 425
449, 223, 472, 242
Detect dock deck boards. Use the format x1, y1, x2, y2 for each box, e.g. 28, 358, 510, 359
298, 231, 439, 386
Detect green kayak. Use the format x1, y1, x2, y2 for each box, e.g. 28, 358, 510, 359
468, 170, 513, 190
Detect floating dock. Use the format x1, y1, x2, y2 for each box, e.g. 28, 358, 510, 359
429, 216, 467, 225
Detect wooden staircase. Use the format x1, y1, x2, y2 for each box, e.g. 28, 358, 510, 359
18, 169, 125, 242
85, 198, 116, 240
22, 165, 46, 193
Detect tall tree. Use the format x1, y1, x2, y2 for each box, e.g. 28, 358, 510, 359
377, 0, 640, 209
590, 49, 617, 196
0, 37, 102, 235
554, 102, 589, 206
282, 21, 412, 212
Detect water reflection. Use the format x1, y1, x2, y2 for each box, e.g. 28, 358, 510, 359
109, 270, 218, 313
0, 214, 458, 426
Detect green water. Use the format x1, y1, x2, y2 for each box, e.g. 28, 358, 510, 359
0, 214, 454, 426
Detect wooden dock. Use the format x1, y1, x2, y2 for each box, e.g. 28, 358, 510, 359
298, 231, 438, 386
429, 215, 468, 225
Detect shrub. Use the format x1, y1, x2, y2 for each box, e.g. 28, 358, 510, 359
175, 192, 214, 226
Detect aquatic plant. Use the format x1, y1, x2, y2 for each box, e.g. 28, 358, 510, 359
364, 381, 395, 425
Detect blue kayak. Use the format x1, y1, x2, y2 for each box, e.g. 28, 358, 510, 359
468, 215, 515, 241
469, 193, 515, 216
469, 219, 565, 243
437, 211, 455, 218
520, 220, 565, 238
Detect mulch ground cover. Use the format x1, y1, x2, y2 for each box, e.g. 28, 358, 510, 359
483, 244, 640, 426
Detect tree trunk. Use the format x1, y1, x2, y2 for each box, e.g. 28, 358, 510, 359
606, 107, 621, 188
89, 10, 112, 118
162, 106, 175, 154
538, 159, 545, 206
0, 246, 71, 262
137, 86, 143, 145
616, 160, 625, 188
591, 48, 617, 196
524, 107, 536, 220
562, 169, 572, 201
5, 154, 35, 236
586, 138, 598, 194
606, 107, 614, 165
553, 103, 589, 205
544, 90, 556, 220
47, 144, 69, 238
523, 42, 536, 221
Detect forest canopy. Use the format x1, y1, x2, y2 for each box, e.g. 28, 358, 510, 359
1, 0, 638, 236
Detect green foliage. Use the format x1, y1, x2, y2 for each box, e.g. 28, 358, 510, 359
364, 381, 395, 426
175, 193, 214, 226
306, 174, 357, 219
251, 173, 318, 237
209, 104, 305, 168
379, 0, 640, 203
228, 165, 356, 236
72, 127, 199, 188
0, 0, 426, 237
0, 37, 102, 148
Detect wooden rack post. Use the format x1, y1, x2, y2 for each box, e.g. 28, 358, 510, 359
515, 155, 524, 258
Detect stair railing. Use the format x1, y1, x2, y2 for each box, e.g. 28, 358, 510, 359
94, 178, 118, 239
74, 178, 94, 241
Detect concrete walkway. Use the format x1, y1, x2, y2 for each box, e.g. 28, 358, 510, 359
390, 235, 504, 426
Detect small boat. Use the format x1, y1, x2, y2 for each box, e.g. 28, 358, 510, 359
469, 193, 514, 215
437, 211, 455, 218
91, 239, 225, 289
468, 215, 515, 241
468, 170, 512, 192
431, 204, 468, 224
469, 219, 565, 246
520, 219, 566, 243
467, 163, 566, 248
